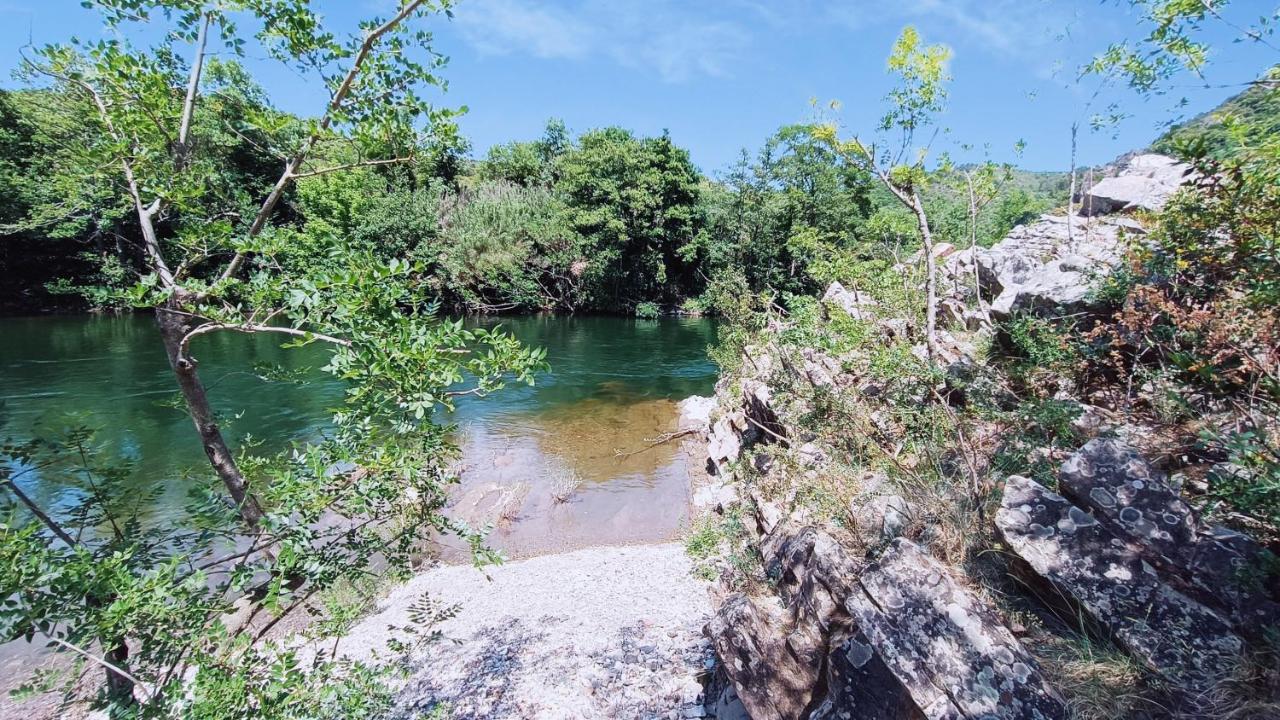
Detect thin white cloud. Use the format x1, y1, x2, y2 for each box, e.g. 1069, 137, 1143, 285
830, 0, 1077, 59
454, 0, 752, 82
456, 0, 591, 60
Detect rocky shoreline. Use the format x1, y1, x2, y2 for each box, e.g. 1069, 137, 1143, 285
684, 155, 1280, 720
321, 155, 1278, 720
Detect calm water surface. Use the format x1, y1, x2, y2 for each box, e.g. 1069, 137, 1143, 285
0, 313, 717, 557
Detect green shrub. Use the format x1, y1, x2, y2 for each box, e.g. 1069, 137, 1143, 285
634, 301, 661, 319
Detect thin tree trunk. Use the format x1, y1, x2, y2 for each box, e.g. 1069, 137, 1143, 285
156, 298, 264, 527
910, 189, 939, 360
965, 172, 980, 300
1067, 120, 1078, 251
102, 638, 134, 705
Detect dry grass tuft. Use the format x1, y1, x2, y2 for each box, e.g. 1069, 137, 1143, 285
1034, 633, 1149, 720
548, 462, 582, 504
495, 481, 530, 523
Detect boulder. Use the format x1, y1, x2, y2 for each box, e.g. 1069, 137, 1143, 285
988, 257, 1094, 318
692, 480, 739, 511
938, 212, 1145, 320
822, 281, 878, 321
705, 594, 822, 720
678, 395, 717, 432
846, 539, 1067, 720
1079, 154, 1193, 216
847, 473, 915, 548
997, 475, 1243, 694
1058, 439, 1280, 636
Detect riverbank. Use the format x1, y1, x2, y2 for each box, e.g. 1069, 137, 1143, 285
0, 315, 722, 719
337, 543, 721, 720
313, 395, 735, 720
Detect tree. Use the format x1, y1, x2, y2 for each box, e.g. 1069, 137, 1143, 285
816, 26, 952, 359
555, 127, 702, 311
4, 1, 546, 714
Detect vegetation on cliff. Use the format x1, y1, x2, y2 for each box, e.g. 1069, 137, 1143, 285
691, 5, 1280, 718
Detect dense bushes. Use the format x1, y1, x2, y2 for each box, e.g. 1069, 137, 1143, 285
2, 89, 1061, 317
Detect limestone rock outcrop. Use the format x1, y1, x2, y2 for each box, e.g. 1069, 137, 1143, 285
1079, 153, 1194, 215
938, 153, 1196, 321
1058, 438, 1280, 637
997, 474, 1244, 695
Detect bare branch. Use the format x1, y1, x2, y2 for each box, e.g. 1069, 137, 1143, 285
175, 12, 211, 169
178, 321, 351, 361
212, 0, 428, 291
289, 156, 414, 180
45, 636, 154, 702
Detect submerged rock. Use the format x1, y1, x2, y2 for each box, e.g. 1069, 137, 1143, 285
846, 539, 1067, 720
1058, 439, 1280, 637
997, 475, 1243, 695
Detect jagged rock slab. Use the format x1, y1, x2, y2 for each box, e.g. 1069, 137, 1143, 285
1058, 439, 1280, 636
704, 593, 824, 720
997, 475, 1244, 694
810, 630, 923, 720
711, 528, 925, 720
1080, 154, 1193, 215
707, 410, 746, 469
846, 539, 1067, 720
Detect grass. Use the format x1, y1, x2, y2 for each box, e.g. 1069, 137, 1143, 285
1035, 632, 1149, 720
547, 462, 582, 504
685, 504, 757, 585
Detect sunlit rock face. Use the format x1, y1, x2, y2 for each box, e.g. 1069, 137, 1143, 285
938, 153, 1196, 321
997, 474, 1245, 697
1079, 153, 1195, 216
1058, 439, 1280, 636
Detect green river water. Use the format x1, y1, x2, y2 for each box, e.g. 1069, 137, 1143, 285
0, 313, 717, 557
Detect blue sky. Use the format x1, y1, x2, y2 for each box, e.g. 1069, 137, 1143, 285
1, 1, 1276, 173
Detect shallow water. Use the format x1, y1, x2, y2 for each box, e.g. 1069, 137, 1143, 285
0, 313, 717, 556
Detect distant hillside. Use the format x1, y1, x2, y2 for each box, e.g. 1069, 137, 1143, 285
1008, 168, 1070, 198
1153, 69, 1280, 159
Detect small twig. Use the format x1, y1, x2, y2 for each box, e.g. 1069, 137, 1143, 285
613, 429, 697, 458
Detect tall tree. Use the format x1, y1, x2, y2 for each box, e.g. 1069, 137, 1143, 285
17, 0, 541, 527
818, 26, 952, 358
4, 2, 546, 712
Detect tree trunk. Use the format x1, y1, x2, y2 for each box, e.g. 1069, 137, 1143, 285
910, 190, 939, 361
103, 639, 134, 706
155, 298, 264, 527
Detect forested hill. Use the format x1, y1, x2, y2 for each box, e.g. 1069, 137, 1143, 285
1154, 77, 1280, 158
0, 85, 1062, 317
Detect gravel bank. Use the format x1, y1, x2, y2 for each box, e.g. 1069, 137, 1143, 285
338, 543, 721, 720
